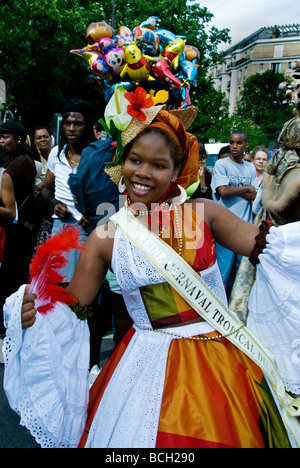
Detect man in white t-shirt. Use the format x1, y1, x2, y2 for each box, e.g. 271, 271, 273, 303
41, 99, 96, 281
211, 130, 258, 291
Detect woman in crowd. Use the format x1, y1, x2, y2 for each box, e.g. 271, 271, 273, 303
0, 146, 16, 225
4, 89, 296, 448
31, 125, 53, 193
0, 121, 37, 312
32, 125, 53, 166
251, 145, 269, 186
30, 126, 55, 245
0, 146, 16, 263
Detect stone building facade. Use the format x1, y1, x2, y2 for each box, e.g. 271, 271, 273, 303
209, 24, 300, 114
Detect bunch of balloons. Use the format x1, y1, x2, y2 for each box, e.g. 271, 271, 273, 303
70, 16, 200, 108
278, 61, 300, 110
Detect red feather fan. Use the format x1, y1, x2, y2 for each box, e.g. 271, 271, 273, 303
29, 226, 84, 314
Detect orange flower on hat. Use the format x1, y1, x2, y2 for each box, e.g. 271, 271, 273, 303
125, 87, 154, 122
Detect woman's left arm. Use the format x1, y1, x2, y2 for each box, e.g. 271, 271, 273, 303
0, 171, 16, 222
201, 199, 260, 257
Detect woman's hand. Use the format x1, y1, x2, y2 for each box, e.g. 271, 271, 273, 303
21, 285, 37, 329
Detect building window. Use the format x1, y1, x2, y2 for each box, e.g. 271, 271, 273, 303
271, 63, 281, 73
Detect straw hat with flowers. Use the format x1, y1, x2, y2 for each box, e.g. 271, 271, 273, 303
101, 85, 197, 185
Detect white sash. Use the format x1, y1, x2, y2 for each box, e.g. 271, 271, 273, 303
111, 207, 300, 447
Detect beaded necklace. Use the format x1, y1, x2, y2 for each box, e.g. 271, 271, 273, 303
125, 198, 183, 256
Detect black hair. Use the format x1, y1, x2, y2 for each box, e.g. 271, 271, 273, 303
218, 145, 230, 157
196, 136, 205, 145
93, 121, 102, 132
0, 120, 35, 161
58, 99, 96, 155
6, 135, 34, 161
231, 129, 248, 142
33, 125, 52, 136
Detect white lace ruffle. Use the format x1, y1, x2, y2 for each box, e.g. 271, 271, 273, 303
248, 222, 300, 395
3, 285, 90, 448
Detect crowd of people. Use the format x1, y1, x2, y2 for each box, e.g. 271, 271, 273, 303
0, 99, 128, 367
1, 84, 300, 448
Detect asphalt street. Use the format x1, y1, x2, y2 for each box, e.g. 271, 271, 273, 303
0, 332, 115, 448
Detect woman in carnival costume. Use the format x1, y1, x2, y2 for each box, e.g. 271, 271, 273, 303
3, 87, 299, 448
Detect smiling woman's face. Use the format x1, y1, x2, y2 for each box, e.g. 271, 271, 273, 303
122, 130, 179, 206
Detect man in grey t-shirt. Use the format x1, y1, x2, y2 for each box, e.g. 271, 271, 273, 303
211, 130, 258, 292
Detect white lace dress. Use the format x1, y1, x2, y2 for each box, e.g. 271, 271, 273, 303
83, 228, 226, 448
3, 224, 292, 448
2, 226, 225, 448
247, 221, 300, 396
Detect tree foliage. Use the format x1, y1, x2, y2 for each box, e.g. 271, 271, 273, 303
0, 0, 107, 128
1, 2, 294, 148
236, 70, 295, 147
189, 77, 230, 140
0, 0, 230, 132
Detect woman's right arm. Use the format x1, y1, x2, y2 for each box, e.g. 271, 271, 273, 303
67, 227, 114, 306
21, 223, 115, 329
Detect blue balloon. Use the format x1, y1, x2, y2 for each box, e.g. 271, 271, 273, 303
103, 81, 134, 102
178, 60, 198, 84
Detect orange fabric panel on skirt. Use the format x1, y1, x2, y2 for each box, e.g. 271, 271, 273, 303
156, 334, 276, 448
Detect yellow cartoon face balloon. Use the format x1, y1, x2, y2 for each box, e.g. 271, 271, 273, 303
120, 43, 151, 82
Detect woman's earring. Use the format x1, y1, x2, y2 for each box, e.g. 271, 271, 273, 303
118, 175, 126, 193
172, 184, 187, 205
171, 176, 177, 183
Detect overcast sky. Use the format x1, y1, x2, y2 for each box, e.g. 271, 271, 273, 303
204, 0, 300, 50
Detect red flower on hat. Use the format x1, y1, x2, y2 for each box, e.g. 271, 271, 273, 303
125, 87, 154, 122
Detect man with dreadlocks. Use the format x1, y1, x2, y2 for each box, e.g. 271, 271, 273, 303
41, 98, 96, 258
